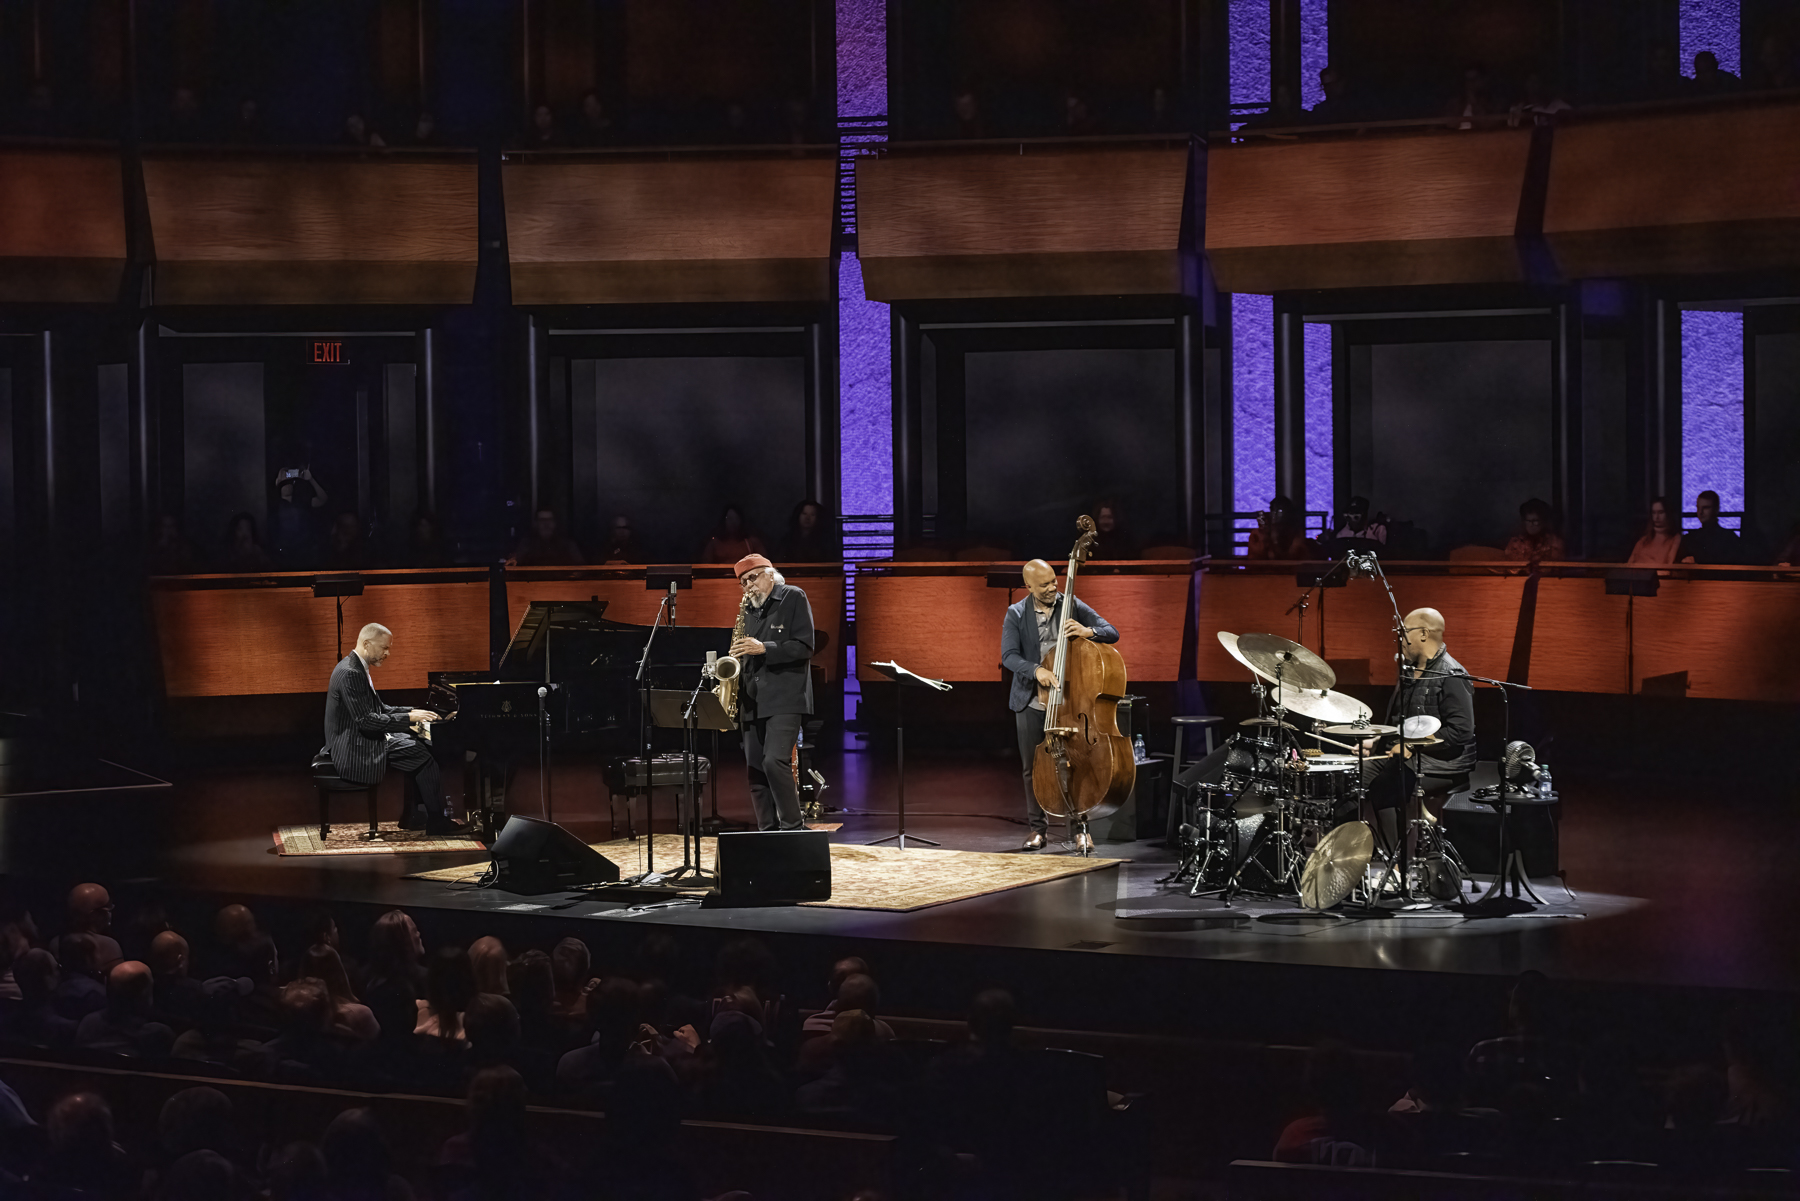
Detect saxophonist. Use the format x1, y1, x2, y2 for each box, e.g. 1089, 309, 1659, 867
729, 554, 816, 831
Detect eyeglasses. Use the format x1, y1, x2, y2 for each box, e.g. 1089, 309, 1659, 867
740, 570, 767, 587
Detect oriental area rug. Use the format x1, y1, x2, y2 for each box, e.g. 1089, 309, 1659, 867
272, 822, 487, 857
404, 834, 1121, 913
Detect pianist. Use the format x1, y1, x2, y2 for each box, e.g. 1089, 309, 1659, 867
325, 623, 464, 835
730, 555, 815, 832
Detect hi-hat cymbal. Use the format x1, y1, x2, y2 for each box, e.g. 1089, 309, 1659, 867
1235, 633, 1336, 692
1217, 631, 1276, 685
1401, 715, 1442, 740
1280, 688, 1373, 725
1322, 722, 1397, 737
1240, 717, 1296, 730
1300, 821, 1375, 910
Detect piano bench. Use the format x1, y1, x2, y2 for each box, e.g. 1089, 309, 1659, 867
310, 753, 381, 842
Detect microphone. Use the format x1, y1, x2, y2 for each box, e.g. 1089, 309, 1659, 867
1346, 551, 1379, 578
537, 686, 548, 699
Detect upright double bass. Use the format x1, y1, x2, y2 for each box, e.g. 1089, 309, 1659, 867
1032, 515, 1135, 852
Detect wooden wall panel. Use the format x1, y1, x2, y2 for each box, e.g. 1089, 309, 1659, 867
0, 148, 128, 303
1544, 101, 1800, 278
503, 157, 836, 304
1319, 577, 1524, 686
142, 154, 479, 304
855, 146, 1190, 300
1527, 579, 1629, 695
1205, 129, 1532, 293
1628, 580, 1800, 703
152, 580, 489, 698
1193, 575, 1323, 681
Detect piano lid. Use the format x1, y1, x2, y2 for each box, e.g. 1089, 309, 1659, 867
495, 600, 734, 682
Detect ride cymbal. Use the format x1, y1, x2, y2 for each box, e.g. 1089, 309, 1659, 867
1321, 722, 1397, 737
1280, 688, 1373, 724
1235, 633, 1336, 692
1216, 631, 1276, 685
1300, 821, 1375, 910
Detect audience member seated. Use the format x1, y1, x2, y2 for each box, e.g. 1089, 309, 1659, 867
692, 1008, 790, 1122
75, 960, 175, 1058
270, 469, 328, 567
550, 937, 597, 1024
1503, 498, 1566, 566
506, 949, 571, 1055
1678, 490, 1743, 564
228, 96, 262, 143
1331, 495, 1387, 549
322, 511, 372, 571
1661, 1061, 1730, 1174
798, 972, 893, 1077
342, 112, 387, 149
301, 945, 379, 1044
51, 883, 123, 974
598, 514, 647, 564
1720, 1003, 1798, 1167
50, 935, 106, 1023
251, 979, 346, 1084
468, 936, 510, 996
1464, 971, 1580, 1110
3, 949, 76, 1047
780, 499, 840, 563
1238, 83, 1304, 132
1385, 1041, 1483, 1166
434, 1066, 569, 1201
1627, 495, 1682, 565
156, 1086, 238, 1171
801, 955, 869, 1039
147, 514, 202, 575
1641, 43, 1691, 101
1508, 74, 1571, 127
203, 904, 280, 1024
1691, 50, 1741, 96
359, 911, 427, 1065
267, 1140, 328, 1201
523, 103, 566, 149
1244, 496, 1318, 560
1567, 1033, 1659, 1164
587, 1055, 700, 1201
700, 504, 766, 564
1273, 1039, 1388, 1166
28, 1093, 136, 1199
555, 977, 642, 1103
1091, 500, 1139, 559
148, 931, 210, 1026
795, 1009, 903, 1128
419, 946, 477, 1043
1751, 33, 1800, 92
575, 92, 617, 146
404, 509, 452, 567
1308, 64, 1362, 123
509, 508, 585, 566
463, 993, 558, 1095
1444, 62, 1501, 130
320, 1108, 411, 1201
1775, 520, 1800, 567
219, 512, 273, 572
920, 988, 1042, 1190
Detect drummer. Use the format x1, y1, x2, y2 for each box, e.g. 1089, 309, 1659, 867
1363, 607, 1475, 854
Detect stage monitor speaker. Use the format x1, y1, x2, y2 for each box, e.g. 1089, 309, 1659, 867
708, 830, 832, 907
489, 815, 620, 894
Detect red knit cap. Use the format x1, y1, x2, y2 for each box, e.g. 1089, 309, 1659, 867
733, 553, 773, 579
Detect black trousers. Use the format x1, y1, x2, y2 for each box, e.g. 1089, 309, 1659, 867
744, 713, 805, 831
1015, 706, 1051, 833
1364, 758, 1468, 811
385, 734, 445, 826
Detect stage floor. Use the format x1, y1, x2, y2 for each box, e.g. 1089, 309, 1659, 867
19, 731, 1793, 1012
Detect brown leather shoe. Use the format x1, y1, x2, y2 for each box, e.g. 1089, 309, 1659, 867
1074, 830, 1095, 854
1021, 831, 1048, 851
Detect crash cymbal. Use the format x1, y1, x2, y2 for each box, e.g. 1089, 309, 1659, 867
1400, 715, 1441, 740
1240, 717, 1296, 730
1235, 633, 1337, 692
1300, 821, 1375, 911
1280, 688, 1373, 725
1321, 722, 1397, 737
1217, 631, 1276, 685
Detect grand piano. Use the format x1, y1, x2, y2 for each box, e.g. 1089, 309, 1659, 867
428, 600, 733, 837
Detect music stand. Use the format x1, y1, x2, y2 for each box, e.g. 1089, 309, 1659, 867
312, 573, 364, 660
650, 687, 732, 884
865, 660, 951, 848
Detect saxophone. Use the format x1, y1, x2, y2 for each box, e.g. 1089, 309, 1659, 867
711, 591, 750, 721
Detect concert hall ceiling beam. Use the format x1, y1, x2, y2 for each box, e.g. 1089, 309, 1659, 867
141, 152, 479, 306
0, 148, 128, 304
1205, 129, 1534, 293
502, 154, 837, 305
854, 142, 1194, 301
1543, 101, 1800, 279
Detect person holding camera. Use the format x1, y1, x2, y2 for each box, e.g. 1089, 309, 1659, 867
272, 467, 329, 568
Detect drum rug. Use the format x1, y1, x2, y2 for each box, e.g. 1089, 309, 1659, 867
273, 822, 486, 856
405, 834, 1121, 912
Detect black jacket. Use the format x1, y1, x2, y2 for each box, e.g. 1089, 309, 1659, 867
999, 593, 1119, 713
324, 653, 414, 784
1384, 646, 1477, 779
738, 582, 816, 720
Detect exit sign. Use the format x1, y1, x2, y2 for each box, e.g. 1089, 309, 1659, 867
313, 341, 343, 362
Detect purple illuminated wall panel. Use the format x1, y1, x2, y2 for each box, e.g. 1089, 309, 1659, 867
836, 0, 886, 118
1299, 0, 1329, 110
1304, 322, 1333, 515
1233, 294, 1275, 520
1680, 0, 1741, 75
1228, 0, 1270, 125
838, 252, 892, 516
1681, 310, 1744, 527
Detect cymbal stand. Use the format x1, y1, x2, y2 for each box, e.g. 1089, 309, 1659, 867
664, 673, 718, 885
1357, 555, 1431, 909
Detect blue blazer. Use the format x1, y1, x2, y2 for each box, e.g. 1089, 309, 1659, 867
324, 653, 415, 784
999, 593, 1119, 713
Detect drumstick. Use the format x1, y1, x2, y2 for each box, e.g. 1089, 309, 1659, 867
1307, 730, 1366, 754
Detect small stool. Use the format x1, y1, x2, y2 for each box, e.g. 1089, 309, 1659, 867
1163, 715, 1225, 848
1170, 715, 1224, 776
311, 750, 380, 841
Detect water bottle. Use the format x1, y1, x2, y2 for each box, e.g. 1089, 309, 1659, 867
1537, 763, 1553, 800
1134, 733, 1147, 762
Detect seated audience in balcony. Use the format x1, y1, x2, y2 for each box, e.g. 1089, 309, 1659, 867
952, 88, 985, 139
576, 92, 617, 146
1308, 64, 1361, 124
3, 949, 75, 1047
1239, 82, 1304, 132
164, 86, 209, 143
403, 508, 451, 567
1508, 74, 1571, 127
700, 504, 765, 563
1627, 496, 1682, 565
1642, 43, 1691, 100
1751, 34, 1800, 92
75, 960, 174, 1058
271, 469, 328, 567
781, 499, 840, 562
1332, 496, 1387, 548
409, 110, 439, 147
1385, 1042, 1478, 1164
53, 883, 123, 973
598, 514, 648, 564
1678, 490, 1743, 564
219, 512, 273, 572
322, 511, 372, 572
510, 508, 585, 566
1444, 62, 1501, 130
1092, 500, 1139, 559
1691, 50, 1742, 96
921, 988, 1039, 1184
525, 102, 566, 149
1773, 520, 1800, 567
228, 96, 262, 143
1245, 497, 1317, 560
1503, 498, 1565, 566
148, 513, 202, 575
1062, 89, 1100, 136
342, 112, 387, 149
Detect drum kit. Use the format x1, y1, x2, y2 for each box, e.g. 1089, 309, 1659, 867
1166, 631, 1465, 910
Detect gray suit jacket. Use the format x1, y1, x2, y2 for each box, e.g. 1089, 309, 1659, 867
1000, 593, 1119, 713
324, 653, 413, 784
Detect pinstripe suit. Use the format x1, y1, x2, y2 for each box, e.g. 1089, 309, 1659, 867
324, 652, 443, 825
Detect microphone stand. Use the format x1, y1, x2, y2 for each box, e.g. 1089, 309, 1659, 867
630, 592, 672, 881
1285, 555, 1352, 651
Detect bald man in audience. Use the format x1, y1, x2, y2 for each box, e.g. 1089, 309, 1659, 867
75, 960, 174, 1058
150, 931, 209, 1024
49, 885, 123, 974
325, 622, 462, 834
